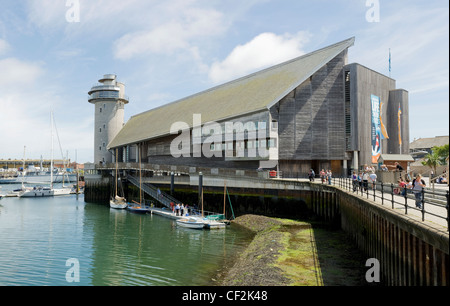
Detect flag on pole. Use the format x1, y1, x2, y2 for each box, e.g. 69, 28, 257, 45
389, 49, 392, 77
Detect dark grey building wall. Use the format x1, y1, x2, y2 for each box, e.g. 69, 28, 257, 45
387, 89, 410, 154
274, 50, 348, 162
345, 63, 408, 167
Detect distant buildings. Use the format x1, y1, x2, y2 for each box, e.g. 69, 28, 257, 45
410, 136, 449, 160
97, 37, 410, 176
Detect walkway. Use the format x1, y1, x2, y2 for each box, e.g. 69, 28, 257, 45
280, 177, 449, 231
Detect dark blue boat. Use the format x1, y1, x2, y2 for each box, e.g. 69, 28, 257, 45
127, 204, 149, 214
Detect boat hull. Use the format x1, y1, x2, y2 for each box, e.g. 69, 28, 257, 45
176, 218, 205, 229
19, 187, 72, 197
204, 221, 226, 229
127, 205, 149, 214
110, 200, 128, 209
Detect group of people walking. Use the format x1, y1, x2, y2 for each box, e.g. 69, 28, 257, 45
351, 168, 378, 193
351, 170, 427, 209
170, 202, 190, 216
395, 174, 426, 209
317, 169, 332, 185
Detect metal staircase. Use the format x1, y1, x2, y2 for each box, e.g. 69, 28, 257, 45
127, 175, 180, 209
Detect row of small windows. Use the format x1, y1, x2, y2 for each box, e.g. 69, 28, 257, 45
192, 121, 269, 137
90, 91, 120, 100
209, 139, 277, 151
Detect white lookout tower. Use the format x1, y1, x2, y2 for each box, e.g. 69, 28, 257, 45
88, 74, 129, 164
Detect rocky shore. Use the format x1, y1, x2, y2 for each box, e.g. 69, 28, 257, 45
216, 214, 367, 286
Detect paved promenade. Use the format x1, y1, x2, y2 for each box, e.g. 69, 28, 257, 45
279, 177, 449, 231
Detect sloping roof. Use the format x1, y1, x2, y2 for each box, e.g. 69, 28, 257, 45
108, 37, 355, 149
410, 136, 449, 150
379, 154, 415, 162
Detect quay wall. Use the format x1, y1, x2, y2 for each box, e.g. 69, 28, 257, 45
85, 172, 449, 286
334, 189, 449, 286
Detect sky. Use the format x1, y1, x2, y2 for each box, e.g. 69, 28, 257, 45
0, 0, 448, 163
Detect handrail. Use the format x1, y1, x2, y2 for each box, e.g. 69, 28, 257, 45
335, 176, 449, 232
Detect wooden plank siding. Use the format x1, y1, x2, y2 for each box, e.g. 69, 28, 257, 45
274, 51, 348, 173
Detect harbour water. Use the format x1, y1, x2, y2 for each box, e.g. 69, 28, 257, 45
0, 184, 253, 286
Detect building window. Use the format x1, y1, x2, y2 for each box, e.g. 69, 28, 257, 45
99, 147, 102, 151
268, 139, 277, 148
260, 139, 267, 149
99, 108, 102, 113
99, 128, 102, 133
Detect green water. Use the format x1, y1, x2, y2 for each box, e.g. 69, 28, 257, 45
0, 186, 253, 286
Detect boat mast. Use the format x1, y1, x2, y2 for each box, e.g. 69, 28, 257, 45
50, 112, 54, 190
139, 143, 142, 204
201, 188, 204, 218
21, 146, 26, 189
115, 148, 118, 198
223, 181, 226, 218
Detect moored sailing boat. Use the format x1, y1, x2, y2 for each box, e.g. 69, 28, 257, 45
110, 148, 128, 209
126, 144, 149, 214
19, 112, 72, 198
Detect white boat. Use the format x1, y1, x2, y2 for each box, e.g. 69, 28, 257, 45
19, 186, 54, 197
110, 196, 128, 209
176, 217, 205, 229
110, 148, 128, 209
19, 112, 72, 198
204, 219, 226, 229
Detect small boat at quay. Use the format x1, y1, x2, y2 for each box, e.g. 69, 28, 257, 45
110, 196, 128, 209
176, 217, 205, 229
127, 203, 149, 214
110, 149, 128, 210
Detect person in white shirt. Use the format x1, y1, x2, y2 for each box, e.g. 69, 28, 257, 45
369, 171, 377, 190
412, 174, 426, 209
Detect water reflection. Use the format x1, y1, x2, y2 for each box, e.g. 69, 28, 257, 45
0, 191, 252, 286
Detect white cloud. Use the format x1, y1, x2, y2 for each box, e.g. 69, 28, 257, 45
0, 58, 44, 89
0, 39, 10, 55
113, 7, 226, 60
208, 31, 311, 84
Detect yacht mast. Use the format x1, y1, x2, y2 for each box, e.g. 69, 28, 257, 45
51, 112, 54, 189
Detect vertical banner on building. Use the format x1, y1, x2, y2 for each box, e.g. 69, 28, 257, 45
371, 95, 381, 163
398, 104, 402, 153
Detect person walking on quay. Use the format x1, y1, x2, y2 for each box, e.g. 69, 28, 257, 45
412, 174, 426, 209
369, 171, 377, 191
358, 172, 363, 191
352, 171, 358, 192
362, 170, 369, 191
320, 169, 326, 184
308, 169, 315, 182
327, 170, 332, 185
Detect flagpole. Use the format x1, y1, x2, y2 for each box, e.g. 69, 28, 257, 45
389, 48, 391, 78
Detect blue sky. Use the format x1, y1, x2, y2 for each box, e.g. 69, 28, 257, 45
0, 0, 448, 163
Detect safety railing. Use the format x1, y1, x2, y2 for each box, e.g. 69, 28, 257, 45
334, 176, 449, 232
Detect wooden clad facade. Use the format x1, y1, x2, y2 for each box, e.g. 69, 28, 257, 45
108, 38, 409, 177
